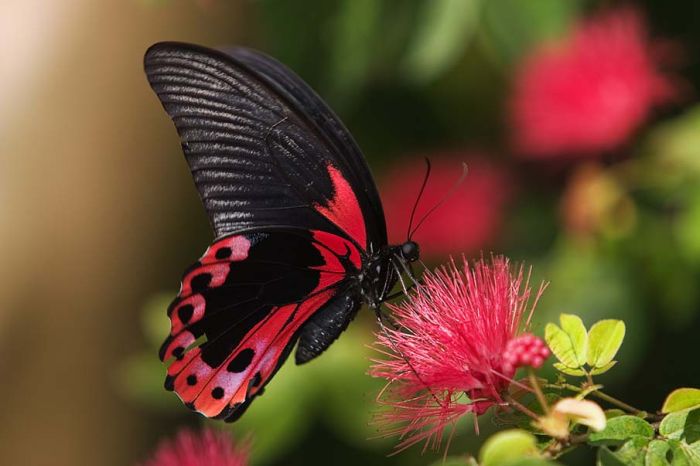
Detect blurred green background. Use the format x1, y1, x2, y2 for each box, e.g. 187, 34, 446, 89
1, 0, 699, 465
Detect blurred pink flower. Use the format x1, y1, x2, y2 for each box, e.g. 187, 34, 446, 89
370, 256, 545, 451
380, 155, 510, 259
141, 428, 248, 466
510, 8, 678, 158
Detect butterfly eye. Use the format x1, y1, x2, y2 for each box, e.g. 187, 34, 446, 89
401, 241, 420, 262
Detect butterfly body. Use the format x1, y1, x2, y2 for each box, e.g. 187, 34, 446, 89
145, 42, 419, 421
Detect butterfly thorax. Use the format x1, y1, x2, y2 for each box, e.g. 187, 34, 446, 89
359, 241, 419, 309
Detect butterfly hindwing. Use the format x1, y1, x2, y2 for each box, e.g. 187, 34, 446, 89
160, 228, 363, 420
144, 42, 386, 251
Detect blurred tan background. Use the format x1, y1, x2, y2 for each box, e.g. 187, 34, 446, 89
0, 2, 247, 464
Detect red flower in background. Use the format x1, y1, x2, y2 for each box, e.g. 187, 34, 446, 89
141, 428, 248, 466
370, 256, 546, 451
510, 8, 678, 158
380, 155, 510, 259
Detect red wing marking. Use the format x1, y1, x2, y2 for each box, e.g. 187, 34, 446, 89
162, 229, 361, 420
311, 229, 362, 269
180, 288, 338, 418
169, 294, 206, 335
313, 164, 367, 249
201, 235, 251, 264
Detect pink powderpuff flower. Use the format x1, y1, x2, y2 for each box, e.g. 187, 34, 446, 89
510, 8, 679, 158
141, 428, 249, 466
380, 155, 511, 260
370, 256, 546, 452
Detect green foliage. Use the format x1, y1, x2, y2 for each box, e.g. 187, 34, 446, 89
327, 0, 381, 102
645, 439, 672, 466
589, 406, 700, 465
545, 314, 587, 374
597, 437, 650, 465
586, 320, 626, 374
401, 0, 481, 83
546, 314, 626, 378
662, 389, 700, 414
478, 430, 541, 466
659, 407, 700, 442
588, 416, 654, 446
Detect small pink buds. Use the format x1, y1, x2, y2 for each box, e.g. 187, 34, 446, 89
503, 333, 550, 374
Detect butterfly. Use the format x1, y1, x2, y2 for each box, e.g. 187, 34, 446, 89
144, 42, 420, 422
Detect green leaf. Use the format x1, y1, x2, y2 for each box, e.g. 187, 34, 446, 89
606, 409, 627, 419
598, 447, 627, 466
666, 439, 700, 465
597, 438, 650, 465
588, 415, 654, 446
545, 314, 587, 368
402, 0, 481, 83
587, 320, 626, 368
646, 439, 672, 466
616, 437, 651, 464
479, 429, 540, 466
590, 361, 618, 376
659, 407, 700, 443
553, 362, 586, 376
662, 389, 700, 413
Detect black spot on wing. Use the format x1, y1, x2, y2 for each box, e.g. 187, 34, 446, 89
227, 348, 255, 373
212, 387, 225, 399
178, 304, 195, 324
191, 273, 212, 292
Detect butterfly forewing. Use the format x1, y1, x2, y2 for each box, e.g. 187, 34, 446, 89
144, 42, 386, 250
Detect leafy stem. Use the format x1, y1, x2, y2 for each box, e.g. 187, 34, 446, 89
551, 381, 648, 418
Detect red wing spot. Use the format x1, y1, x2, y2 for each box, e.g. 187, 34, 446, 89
201, 235, 251, 264
170, 294, 206, 335
212, 387, 225, 400
186, 374, 197, 386
313, 164, 367, 249
181, 263, 230, 296
164, 332, 195, 362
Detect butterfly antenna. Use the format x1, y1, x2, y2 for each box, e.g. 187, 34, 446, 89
406, 158, 432, 241
409, 162, 468, 239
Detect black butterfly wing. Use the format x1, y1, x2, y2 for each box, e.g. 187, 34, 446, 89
144, 42, 386, 251
160, 228, 363, 421
145, 42, 390, 420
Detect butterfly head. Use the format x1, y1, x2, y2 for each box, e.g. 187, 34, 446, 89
399, 240, 420, 263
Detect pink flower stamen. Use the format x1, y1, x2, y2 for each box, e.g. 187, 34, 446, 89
370, 255, 546, 452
